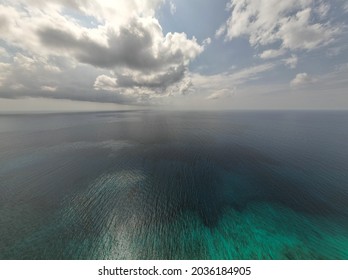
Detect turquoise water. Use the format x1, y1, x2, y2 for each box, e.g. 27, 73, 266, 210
0, 111, 347, 259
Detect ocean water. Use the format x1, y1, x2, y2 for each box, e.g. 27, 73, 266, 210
0, 110, 347, 260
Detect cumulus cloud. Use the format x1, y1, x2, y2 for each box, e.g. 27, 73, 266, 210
218, 0, 341, 50
291, 73, 315, 87
37, 18, 202, 71
0, 0, 204, 105
94, 75, 117, 91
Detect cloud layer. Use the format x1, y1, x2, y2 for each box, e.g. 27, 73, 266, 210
0, 0, 347, 110
0, 0, 203, 104
217, 0, 342, 52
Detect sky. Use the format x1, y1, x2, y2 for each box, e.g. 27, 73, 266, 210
0, 0, 348, 111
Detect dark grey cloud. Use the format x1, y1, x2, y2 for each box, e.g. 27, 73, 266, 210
0, 0, 203, 105
115, 65, 186, 88
38, 18, 196, 72
35, 16, 203, 98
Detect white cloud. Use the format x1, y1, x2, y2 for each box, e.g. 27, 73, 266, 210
278, 8, 338, 50
0, 0, 204, 105
13, 54, 37, 71
206, 88, 233, 100
228, 63, 276, 84
219, 0, 341, 51
283, 55, 298, 69
1, 53, 66, 93
192, 63, 276, 96
215, 24, 226, 39
259, 49, 286, 59
169, 1, 176, 15
41, 85, 57, 92
315, 2, 330, 19
94, 75, 117, 91
290, 72, 315, 87
202, 37, 212, 47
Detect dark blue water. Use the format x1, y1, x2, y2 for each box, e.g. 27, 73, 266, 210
0, 111, 347, 259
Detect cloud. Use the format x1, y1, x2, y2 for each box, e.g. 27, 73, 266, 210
0, 47, 9, 58
290, 73, 315, 87
206, 89, 233, 100
36, 17, 203, 98
0, 63, 11, 86
0, 6, 12, 32
218, 0, 341, 50
315, 2, 330, 19
215, 24, 226, 39
0, 0, 204, 105
259, 49, 286, 59
227, 63, 276, 84
202, 37, 212, 47
94, 75, 117, 91
192, 63, 276, 97
37, 18, 202, 71
343, 2, 348, 13
283, 55, 298, 69
41, 85, 57, 92
169, 1, 176, 15
278, 8, 338, 50
0, 53, 66, 92
326, 46, 345, 57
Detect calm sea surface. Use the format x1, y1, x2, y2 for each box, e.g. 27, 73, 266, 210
0, 110, 347, 259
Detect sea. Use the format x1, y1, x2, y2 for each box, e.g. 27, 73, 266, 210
0, 110, 347, 259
